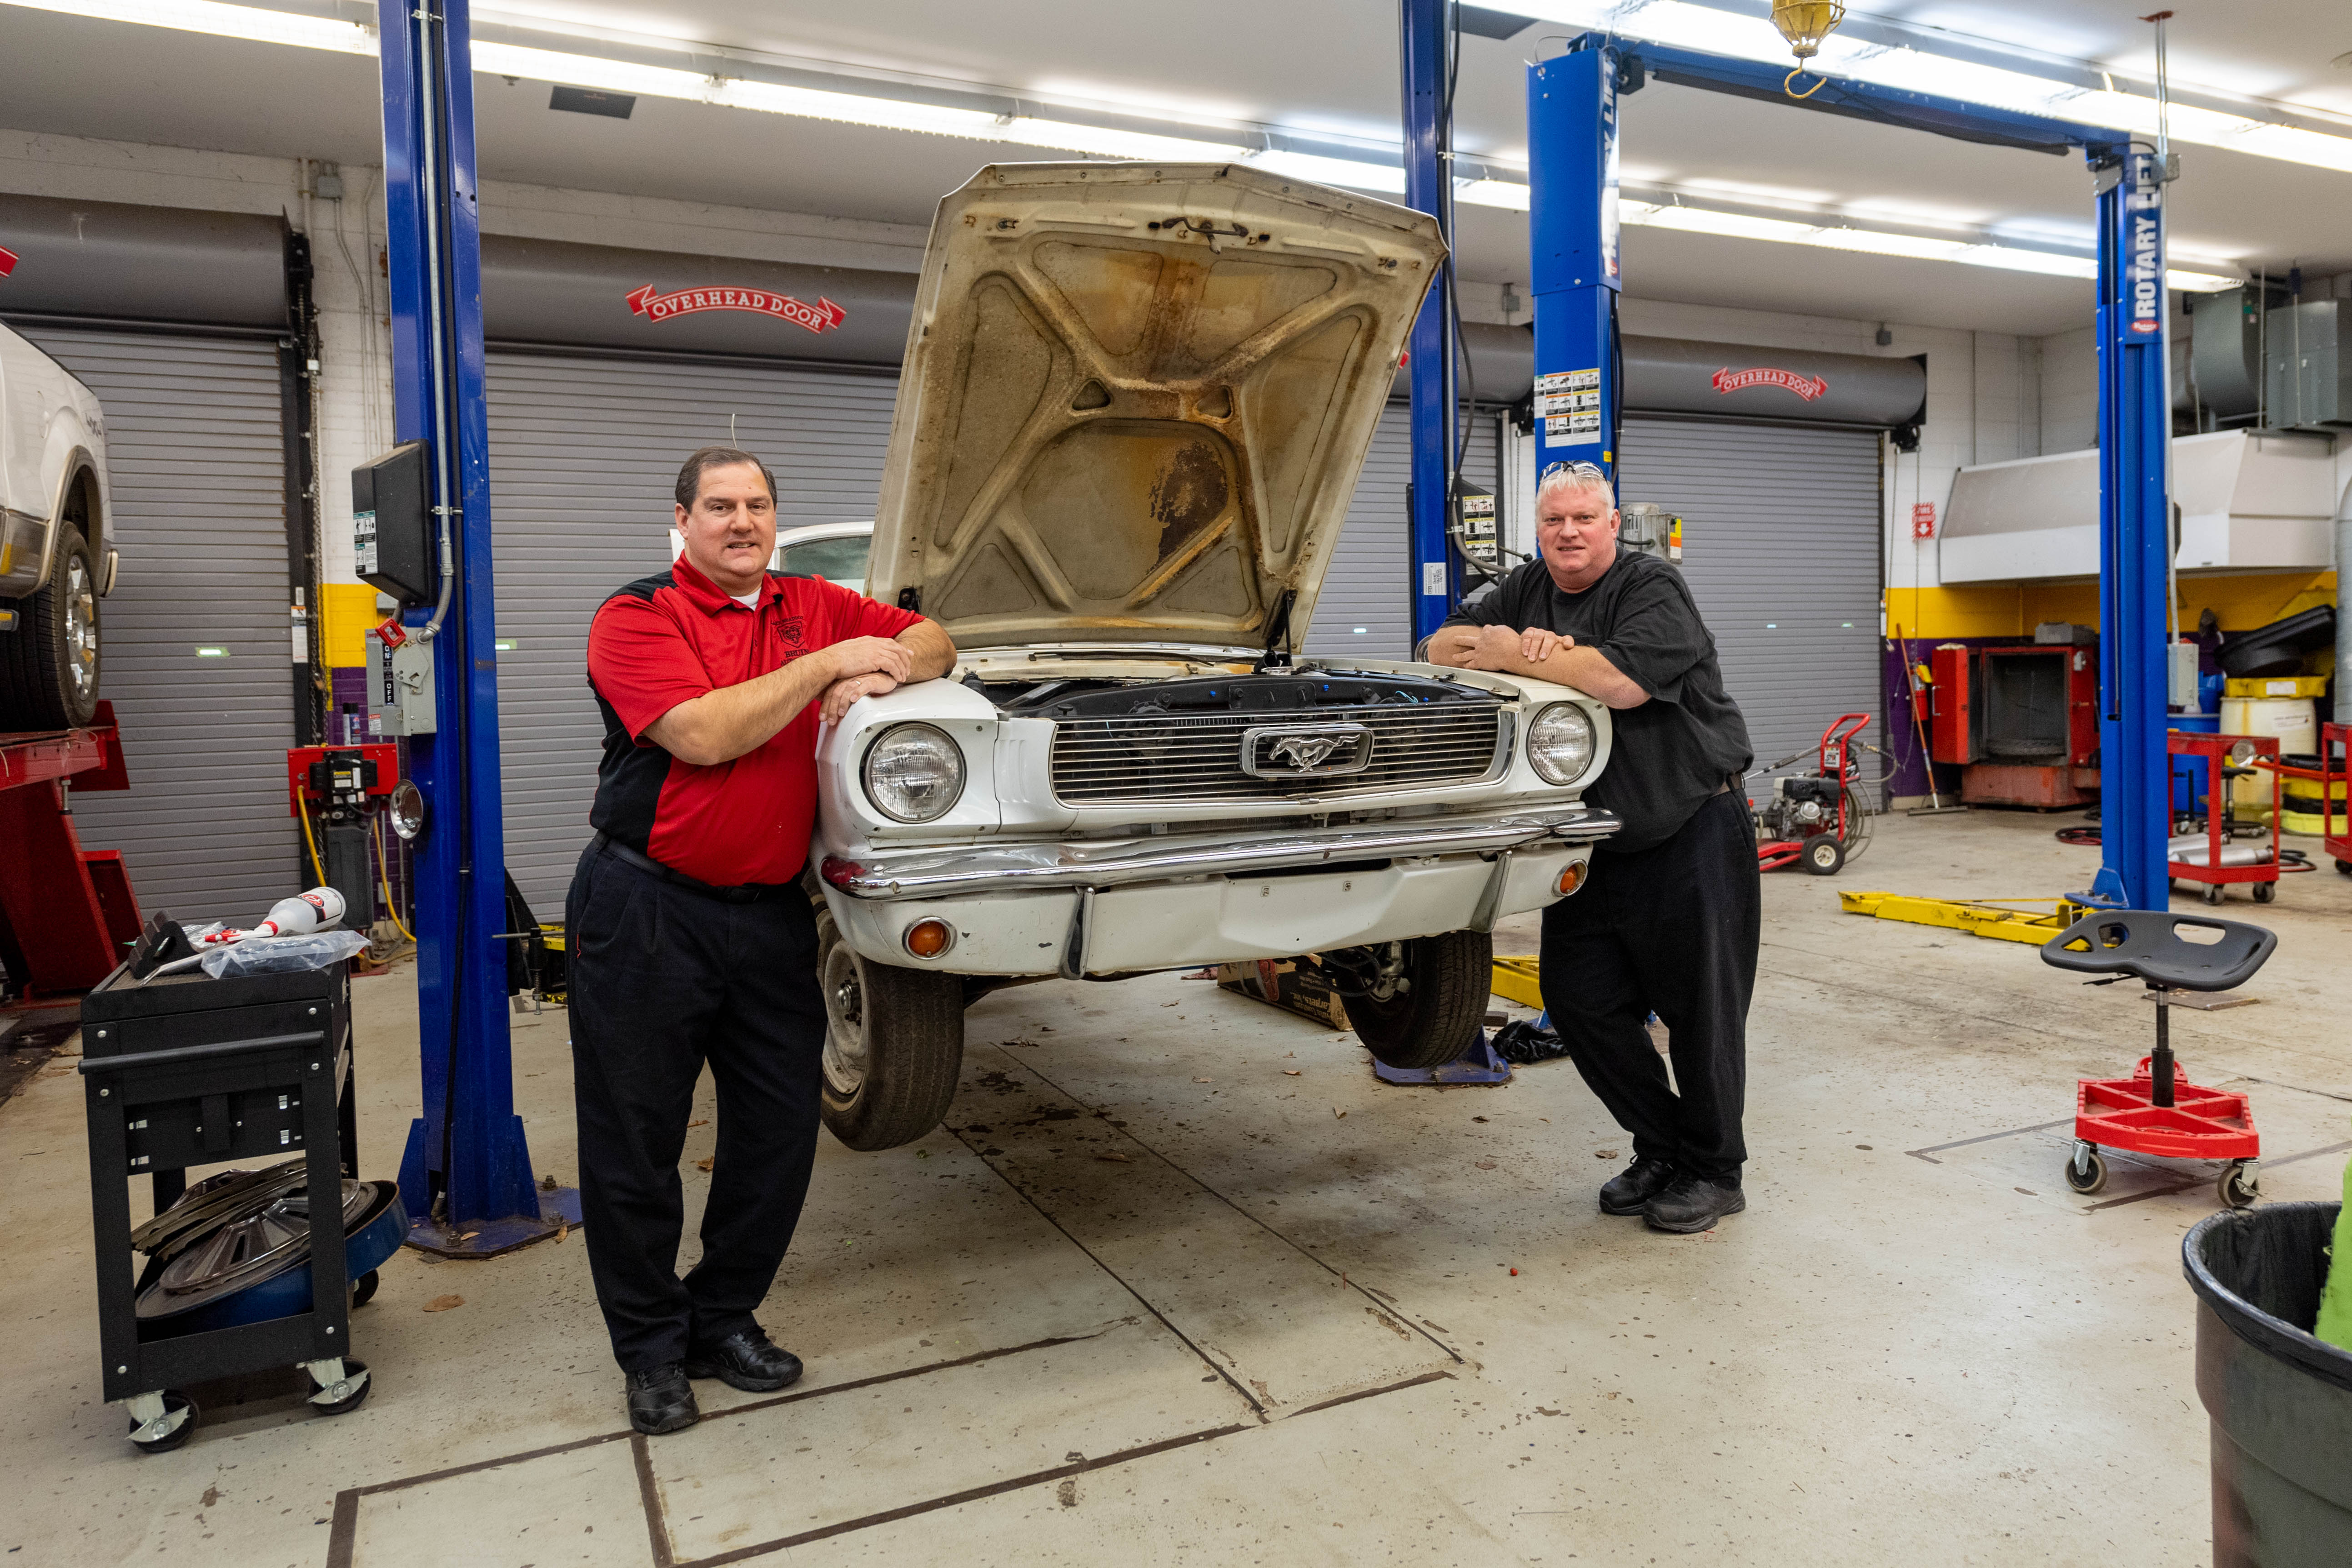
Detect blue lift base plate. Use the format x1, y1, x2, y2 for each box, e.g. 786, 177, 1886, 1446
405, 1186, 583, 1259
1374, 1033, 1513, 1086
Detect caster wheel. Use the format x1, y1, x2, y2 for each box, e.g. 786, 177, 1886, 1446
307, 1359, 372, 1416
351, 1269, 379, 1309
2202, 884, 2223, 906
1803, 836, 1845, 877
128, 1391, 197, 1454
2252, 882, 2276, 904
2064, 1148, 2108, 1195
2335, 858, 2352, 877
2219, 1162, 2260, 1210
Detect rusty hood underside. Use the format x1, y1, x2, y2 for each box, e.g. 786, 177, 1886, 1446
869, 163, 1444, 653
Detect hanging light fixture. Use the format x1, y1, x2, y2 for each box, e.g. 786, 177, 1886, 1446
1770, 0, 1847, 98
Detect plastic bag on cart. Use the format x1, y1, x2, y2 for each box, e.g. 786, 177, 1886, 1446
198, 930, 368, 979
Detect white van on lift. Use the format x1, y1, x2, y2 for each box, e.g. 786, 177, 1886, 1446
0, 319, 115, 730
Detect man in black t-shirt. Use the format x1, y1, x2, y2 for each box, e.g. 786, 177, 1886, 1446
1426, 461, 1759, 1233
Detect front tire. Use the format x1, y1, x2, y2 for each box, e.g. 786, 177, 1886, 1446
1337, 930, 1492, 1071
814, 902, 965, 1151
0, 526, 100, 730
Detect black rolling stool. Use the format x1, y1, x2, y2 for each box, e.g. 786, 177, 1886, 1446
2039, 910, 2276, 1208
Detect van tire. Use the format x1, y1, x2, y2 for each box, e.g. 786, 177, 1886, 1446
0, 526, 100, 730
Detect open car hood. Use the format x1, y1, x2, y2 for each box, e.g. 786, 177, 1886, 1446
869, 163, 1443, 653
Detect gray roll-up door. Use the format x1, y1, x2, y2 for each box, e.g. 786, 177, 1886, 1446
11, 326, 295, 923
1306, 405, 1498, 661
1618, 418, 1884, 797
484, 351, 901, 913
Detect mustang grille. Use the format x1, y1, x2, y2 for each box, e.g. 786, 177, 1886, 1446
1049, 707, 1506, 805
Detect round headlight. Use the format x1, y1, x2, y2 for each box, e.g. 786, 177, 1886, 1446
1527, 703, 1595, 787
862, 723, 966, 823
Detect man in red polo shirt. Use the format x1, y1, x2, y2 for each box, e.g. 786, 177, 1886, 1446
572, 445, 954, 1436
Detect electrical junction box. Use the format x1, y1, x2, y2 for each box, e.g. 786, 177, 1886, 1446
367, 633, 436, 736
1618, 502, 1682, 563
2264, 300, 2352, 428
352, 441, 435, 607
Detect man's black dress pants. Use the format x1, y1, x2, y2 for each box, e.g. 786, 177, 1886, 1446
1539, 789, 1761, 1182
566, 843, 828, 1372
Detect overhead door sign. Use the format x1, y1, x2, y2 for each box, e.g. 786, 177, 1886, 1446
1711, 366, 1828, 402
0, 245, 16, 277
627, 284, 846, 336
1535, 367, 1603, 442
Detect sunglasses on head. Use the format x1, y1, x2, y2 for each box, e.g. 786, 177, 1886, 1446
1540, 461, 1608, 481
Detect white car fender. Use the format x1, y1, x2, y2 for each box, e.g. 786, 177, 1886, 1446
814, 675, 1003, 847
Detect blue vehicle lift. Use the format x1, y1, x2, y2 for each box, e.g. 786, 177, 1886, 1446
378, 0, 573, 1248
1395, 15, 2175, 908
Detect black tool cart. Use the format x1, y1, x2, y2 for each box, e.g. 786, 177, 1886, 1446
79, 927, 400, 1453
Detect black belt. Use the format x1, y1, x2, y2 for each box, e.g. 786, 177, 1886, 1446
591, 833, 799, 903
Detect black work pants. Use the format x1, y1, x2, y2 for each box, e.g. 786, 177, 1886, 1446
1539, 788, 1760, 1182
566, 843, 828, 1372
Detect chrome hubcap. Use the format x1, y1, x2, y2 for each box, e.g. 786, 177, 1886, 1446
819, 932, 868, 1097
64, 556, 97, 701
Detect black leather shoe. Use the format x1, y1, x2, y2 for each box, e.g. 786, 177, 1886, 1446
1642, 1173, 1746, 1233
1599, 1155, 1679, 1216
684, 1326, 804, 1393
625, 1363, 699, 1435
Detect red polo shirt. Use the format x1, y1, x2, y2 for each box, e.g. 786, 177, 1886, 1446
585, 557, 922, 886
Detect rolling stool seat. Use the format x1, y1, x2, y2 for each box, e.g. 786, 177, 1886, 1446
2039, 911, 2276, 1208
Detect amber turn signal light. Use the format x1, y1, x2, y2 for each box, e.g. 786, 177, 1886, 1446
903, 917, 956, 959
1555, 861, 1587, 897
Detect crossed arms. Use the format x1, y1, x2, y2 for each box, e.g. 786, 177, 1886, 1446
1421, 623, 1650, 710
646, 619, 958, 766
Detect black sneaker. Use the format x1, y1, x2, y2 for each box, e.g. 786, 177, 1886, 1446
1598, 1155, 1679, 1216
684, 1326, 804, 1393
625, 1362, 699, 1435
1642, 1173, 1746, 1234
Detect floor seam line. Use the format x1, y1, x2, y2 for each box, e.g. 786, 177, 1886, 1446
943, 1117, 1270, 1422
995, 1045, 1467, 1366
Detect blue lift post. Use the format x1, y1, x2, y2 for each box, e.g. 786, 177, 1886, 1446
1524, 35, 2172, 909
378, 0, 567, 1247
1399, 0, 1458, 650
1526, 43, 1621, 491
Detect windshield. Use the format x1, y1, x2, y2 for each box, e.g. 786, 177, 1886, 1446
777, 534, 872, 597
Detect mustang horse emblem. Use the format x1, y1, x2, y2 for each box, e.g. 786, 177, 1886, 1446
1268, 734, 1347, 770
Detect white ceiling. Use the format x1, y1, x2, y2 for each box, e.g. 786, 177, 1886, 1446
2, 0, 2349, 337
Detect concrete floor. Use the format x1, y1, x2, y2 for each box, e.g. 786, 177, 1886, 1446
5, 808, 2349, 1566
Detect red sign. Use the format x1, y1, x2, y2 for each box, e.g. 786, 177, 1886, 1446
0, 246, 17, 278
1711, 366, 1828, 402
627, 284, 845, 336
1911, 502, 1936, 539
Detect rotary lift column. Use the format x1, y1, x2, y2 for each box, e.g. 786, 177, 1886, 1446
1400, 0, 1459, 648
1525, 41, 1621, 500
376, 0, 570, 1250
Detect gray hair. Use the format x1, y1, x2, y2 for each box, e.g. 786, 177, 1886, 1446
1536, 460, 1615, 511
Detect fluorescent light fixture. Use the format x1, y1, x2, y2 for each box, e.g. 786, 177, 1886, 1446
1619, 197, 2240, 291
1456, 178, 1534, 210
5, 0, 371, 51
1247, 150, 1408, 194
471, 43, 709, 103
997, 120, 1251, 162
1501, 0, 2352, 177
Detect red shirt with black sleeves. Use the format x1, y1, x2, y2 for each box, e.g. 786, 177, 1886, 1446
586, 556, 923, 886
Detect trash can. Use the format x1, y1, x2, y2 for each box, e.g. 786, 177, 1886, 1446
2182, 1202, 2352, 1567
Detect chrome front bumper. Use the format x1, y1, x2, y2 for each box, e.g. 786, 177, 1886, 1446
818, 805, 1620, 901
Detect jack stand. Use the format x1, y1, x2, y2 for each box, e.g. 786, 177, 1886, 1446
1374, 1031, 1512, 1086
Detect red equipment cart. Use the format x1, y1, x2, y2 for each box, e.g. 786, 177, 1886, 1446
1754, 712, 1871, 876
2322, 722, 2352, 878
2164, 730, 2279, 906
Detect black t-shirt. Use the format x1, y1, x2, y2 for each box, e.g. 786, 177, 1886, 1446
1442, 551, 1753, 852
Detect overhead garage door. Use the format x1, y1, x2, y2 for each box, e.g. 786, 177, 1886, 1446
485, 351, 900, 913
13, 326, 295, 924
1306, 405, 1499, 661
1619, 417, 1884, 795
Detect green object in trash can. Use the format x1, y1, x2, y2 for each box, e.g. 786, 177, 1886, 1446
2183, 1203, 2352, 1567
2318, 1152, 2352, 1353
